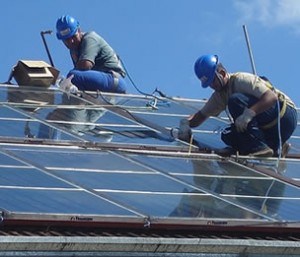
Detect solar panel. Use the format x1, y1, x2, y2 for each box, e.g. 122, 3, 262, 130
0, 84, 300, 228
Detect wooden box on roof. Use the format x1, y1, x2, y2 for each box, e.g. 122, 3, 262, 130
13, 60, 59, 87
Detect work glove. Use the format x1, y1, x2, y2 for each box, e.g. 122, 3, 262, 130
235, 108, 256, 133
59, 75, 78, 94
170, 118, 192, 142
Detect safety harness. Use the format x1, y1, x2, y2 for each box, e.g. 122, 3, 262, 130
260, 97, 286, 130
110, 70, 121, 92
260, 78, 294, 130
230, 74, 295, 130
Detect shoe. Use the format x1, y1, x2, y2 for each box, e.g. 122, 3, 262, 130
215, 147, 236, 157
282, 142, 291, 158
248, 147, 274, 157
275, 142, 291, 158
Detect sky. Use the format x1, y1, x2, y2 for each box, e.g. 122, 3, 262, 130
2, 0, 300, 105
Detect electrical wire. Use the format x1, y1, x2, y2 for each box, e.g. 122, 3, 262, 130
118, 55, 167, 98
276, 98, 282, 160
269, 82, 283, 164
257, 76, 283, 165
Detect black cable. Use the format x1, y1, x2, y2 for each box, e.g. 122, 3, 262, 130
118, 55, 168, 99
40, 30, 55, 67
95, 89, 151, 123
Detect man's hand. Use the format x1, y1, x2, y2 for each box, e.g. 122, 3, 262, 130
59, 74, 78, 94
235, 108, 256, 133
170, 118, 192, 142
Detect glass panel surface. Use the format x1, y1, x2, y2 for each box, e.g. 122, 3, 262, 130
103, 191, 258, 219
0, 85, 300, 227
127, 154, 300, 221
0, 147, 140, 216
0, 145, 269, 220
0, 188, 135, 215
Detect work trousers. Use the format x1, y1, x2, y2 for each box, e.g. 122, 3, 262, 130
221, 93, 297, 155
67, 69, 126, 93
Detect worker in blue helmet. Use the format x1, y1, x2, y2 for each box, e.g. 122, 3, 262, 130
55, 15, 126, 94
194, 54, 219, 88
174, 54, 297, 158
56, 15, 79, 40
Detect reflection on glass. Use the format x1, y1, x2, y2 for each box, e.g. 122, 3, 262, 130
170, 159, 287, 219
37, 94, 111, 141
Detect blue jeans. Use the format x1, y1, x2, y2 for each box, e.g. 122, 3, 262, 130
222, 93, 297, 155
67, 69, 126, 93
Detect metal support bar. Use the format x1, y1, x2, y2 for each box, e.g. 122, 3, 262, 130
243, 25, 257, 75
40, 30, 55, 67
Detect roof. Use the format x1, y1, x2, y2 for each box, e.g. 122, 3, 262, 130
0, 80, 300, 256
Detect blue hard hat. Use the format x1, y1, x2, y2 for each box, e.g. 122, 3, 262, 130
56, 15, 79, 40
194, 54, 219, 88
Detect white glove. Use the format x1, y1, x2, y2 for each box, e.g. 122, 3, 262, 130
170, 118, 192, 142
59, 74, 78, 94
235, 108, 256, 133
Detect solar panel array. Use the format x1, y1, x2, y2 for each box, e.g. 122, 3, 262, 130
0, 85, 299, 227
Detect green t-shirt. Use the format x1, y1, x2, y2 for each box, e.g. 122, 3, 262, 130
71, 31, 126, 77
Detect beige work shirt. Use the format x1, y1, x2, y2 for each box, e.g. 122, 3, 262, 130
200, 72, 294, 117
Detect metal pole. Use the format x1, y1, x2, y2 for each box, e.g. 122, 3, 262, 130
243, 25, 256, 75
40, 30, 55, 67
242, 25, 284, 163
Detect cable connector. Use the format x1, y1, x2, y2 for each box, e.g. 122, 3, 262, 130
144, 217, 151, 228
